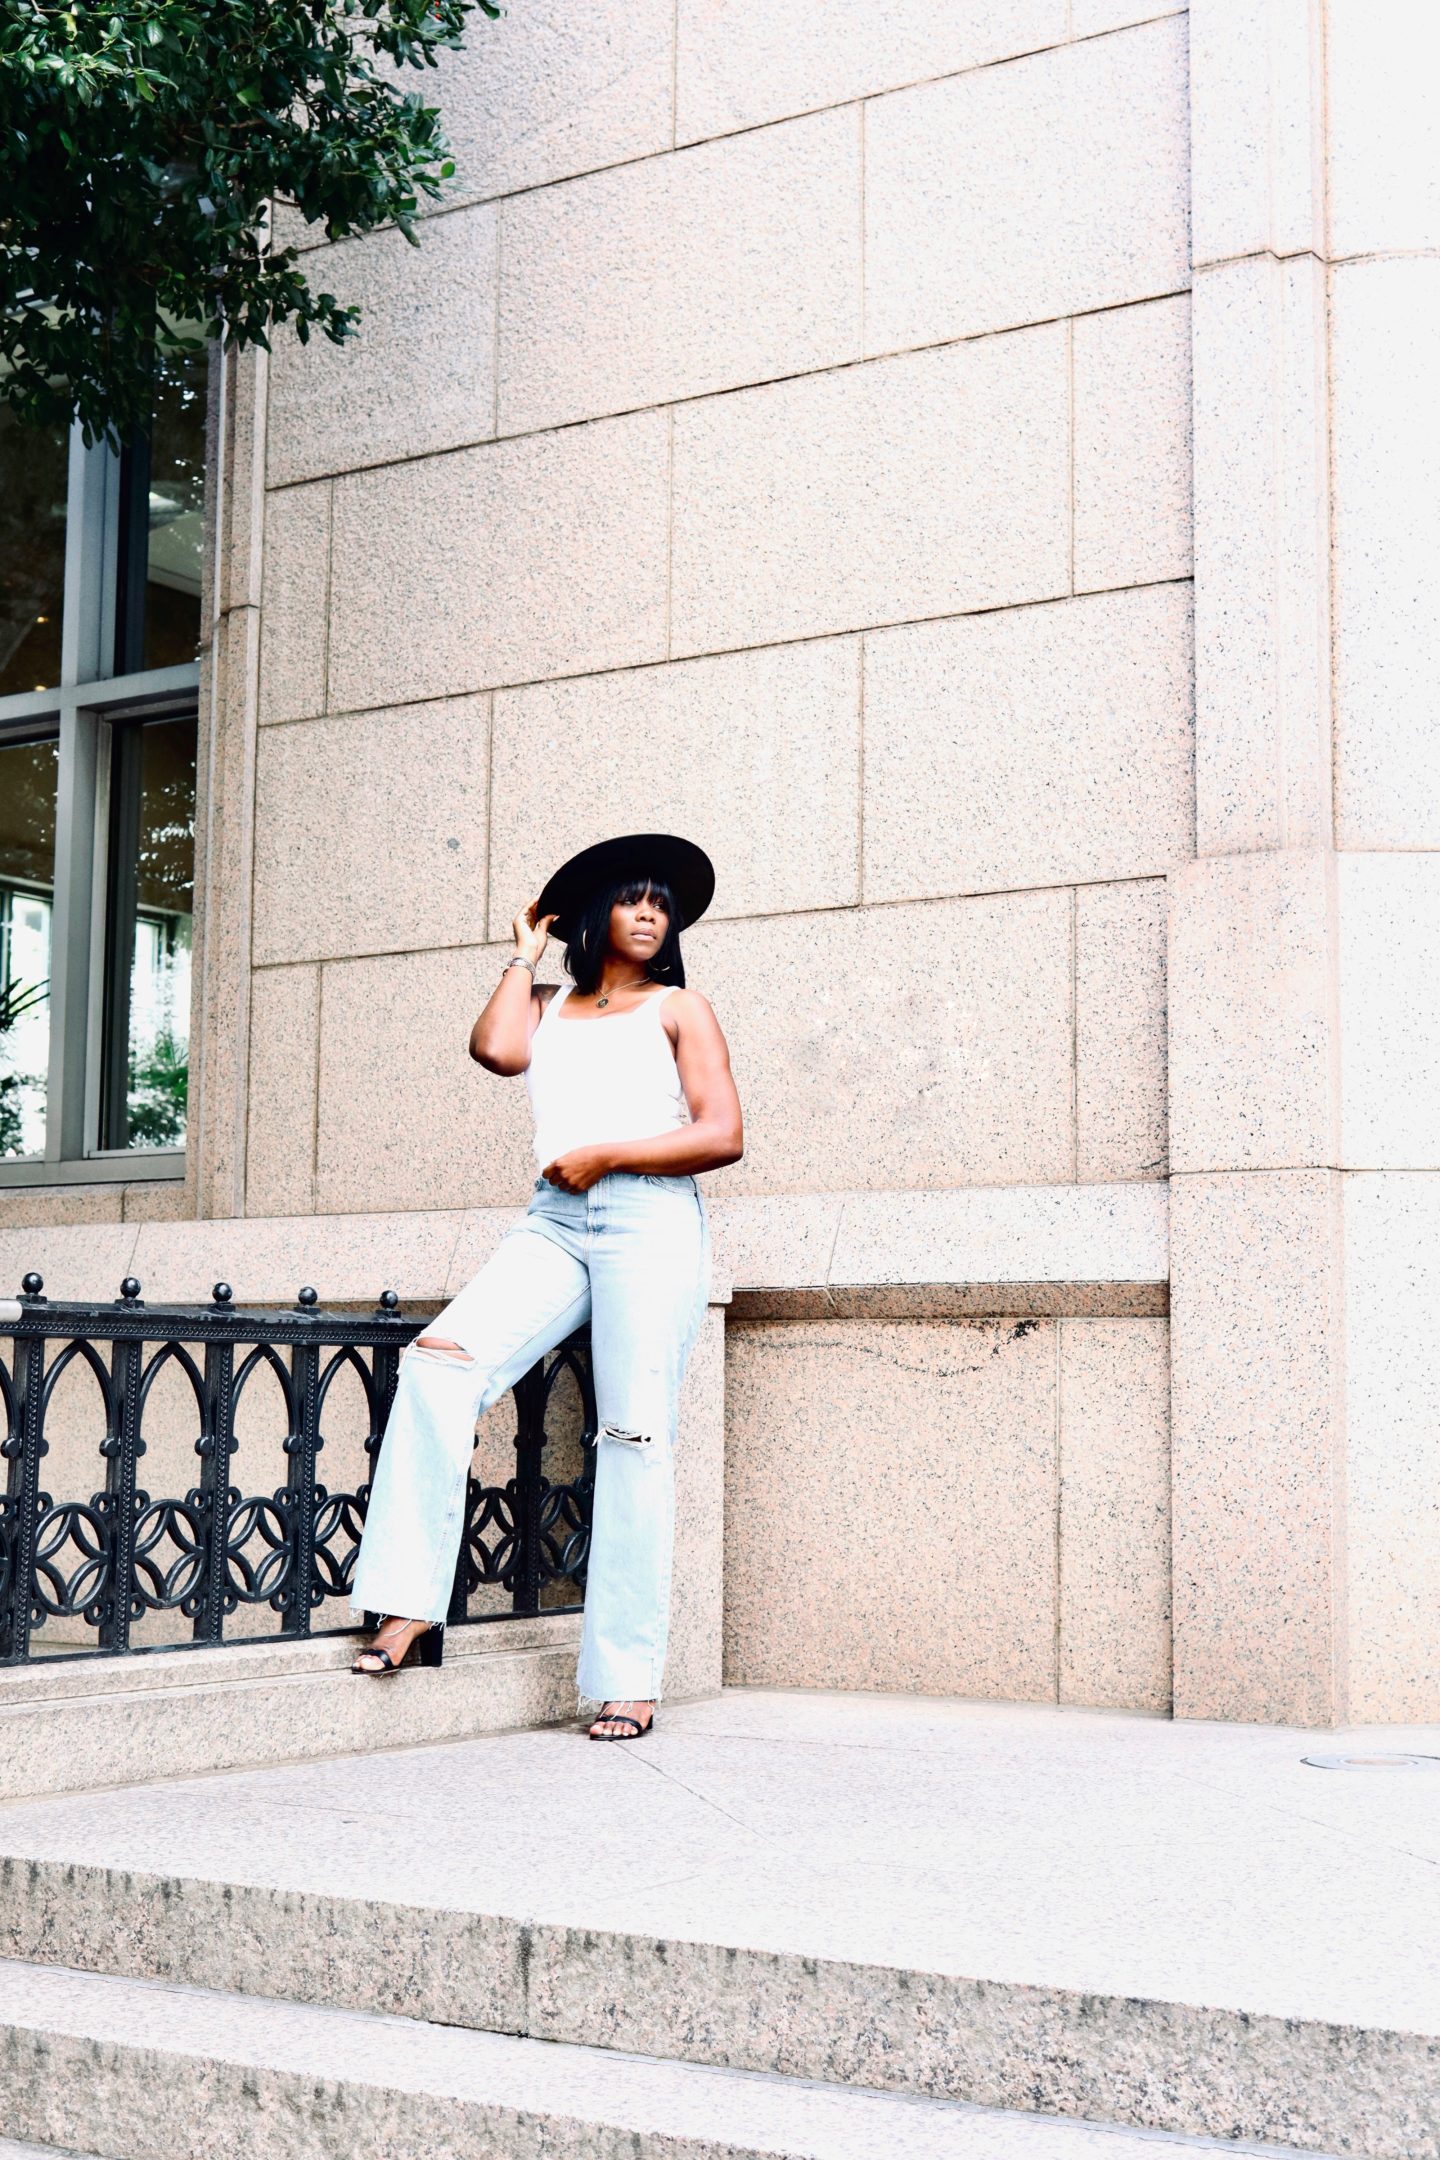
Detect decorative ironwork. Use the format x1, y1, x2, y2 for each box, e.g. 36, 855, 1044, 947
0, 1273, 594, 1666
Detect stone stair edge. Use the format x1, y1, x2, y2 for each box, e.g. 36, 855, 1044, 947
0, 1854, 1430, 2160
0, 2143, 114, 2160
0, 1955, 1352, 2160
0, 1637, 581, 1804
0, 1610, 581, 1708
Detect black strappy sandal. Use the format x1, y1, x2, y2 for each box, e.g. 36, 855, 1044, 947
350, 1619, 444, 1675
588, 1700, 654, 1741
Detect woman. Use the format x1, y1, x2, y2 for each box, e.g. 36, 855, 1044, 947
348, 833, 742, 1741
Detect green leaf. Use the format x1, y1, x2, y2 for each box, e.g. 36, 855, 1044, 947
0, 0, 495, 440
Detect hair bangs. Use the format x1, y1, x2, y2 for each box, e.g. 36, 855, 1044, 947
562, 873, 686, 995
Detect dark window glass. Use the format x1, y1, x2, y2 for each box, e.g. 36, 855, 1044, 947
0, 410, 67, 698
99, 713, 196, 1151
0, 734, 59, 1159
116, 356, 207, 675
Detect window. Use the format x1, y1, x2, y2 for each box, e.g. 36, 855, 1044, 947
0, 355, 206, 1186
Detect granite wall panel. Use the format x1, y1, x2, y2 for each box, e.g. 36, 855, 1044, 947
722, 1316, 1060, 1698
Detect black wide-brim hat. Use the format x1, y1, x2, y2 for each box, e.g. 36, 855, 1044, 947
535, 832, 715, 941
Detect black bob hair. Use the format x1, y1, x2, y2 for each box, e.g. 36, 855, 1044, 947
563, 875, 686, 996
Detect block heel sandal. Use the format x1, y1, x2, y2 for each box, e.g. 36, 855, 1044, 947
351, 1620, 444, 1674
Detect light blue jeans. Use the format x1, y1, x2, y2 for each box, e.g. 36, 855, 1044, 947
349, 1171, 709, 1703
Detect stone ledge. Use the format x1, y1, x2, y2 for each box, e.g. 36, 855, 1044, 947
0, 1182, 1168, 1317
720, 1181, 1168, 1318
734, 1281, 1169, 1319
0, 1616, 581, 1802
0, 1612, 569, 1709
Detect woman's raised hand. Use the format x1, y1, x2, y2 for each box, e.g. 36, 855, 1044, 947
512, 900, 556, 967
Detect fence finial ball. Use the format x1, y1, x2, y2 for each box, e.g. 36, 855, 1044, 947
21, 1273, 42, 1296
120, 1277, 142, 1301
212, 1282, 233, 1305
297, 1285, 319, 1307
379, 1288, 399, 1309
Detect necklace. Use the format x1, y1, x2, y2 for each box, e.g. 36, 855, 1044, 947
595, 975, 651, 1010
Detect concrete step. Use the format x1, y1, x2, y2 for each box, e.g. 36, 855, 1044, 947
3, 1693, 1437, 2157
0, 1613, 581, 1800
2, 1849, 1426, 2160
0, 1957, 1346, 2160
0, 2144, 114, 2160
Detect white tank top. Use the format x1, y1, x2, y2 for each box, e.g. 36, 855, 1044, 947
525, 982, 688, 1167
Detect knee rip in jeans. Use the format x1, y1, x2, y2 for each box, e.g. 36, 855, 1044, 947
406, 1335, 476, 1367
600, 1423, 651, 1446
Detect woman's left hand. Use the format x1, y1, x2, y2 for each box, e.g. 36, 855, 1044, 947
541, 1147, 613, 1193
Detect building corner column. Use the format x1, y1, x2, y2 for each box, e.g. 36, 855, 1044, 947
1176, 0, 1440, 1724
1172, 0, 1348, 1723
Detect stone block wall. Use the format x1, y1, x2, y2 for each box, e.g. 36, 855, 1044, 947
243, 1, 1193, 1224
12, 3, 1440, 1725
235, 5, 1193, 1714
724, 1316, 1171, 1711
2, 3, 1194, 1717
1171, 0, 1440, 1724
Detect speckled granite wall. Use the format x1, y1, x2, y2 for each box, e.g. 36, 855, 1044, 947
2, 6, 1197, 1712
722, 1316, 1170, 1709
3, 10, 1192, 1242
12, 2, 1440, 1725
222, 4, 1192, 1225
1171, 0, 1440, 1724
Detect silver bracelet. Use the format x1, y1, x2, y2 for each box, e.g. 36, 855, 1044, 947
503, 955, 535, 978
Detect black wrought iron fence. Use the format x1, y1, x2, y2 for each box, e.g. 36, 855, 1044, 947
0, 1273, 596, 1666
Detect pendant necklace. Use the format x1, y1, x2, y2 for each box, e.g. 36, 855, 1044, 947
595, 975, 651, 1010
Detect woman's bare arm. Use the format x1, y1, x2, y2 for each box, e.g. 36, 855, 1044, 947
469, 903, 555, 1074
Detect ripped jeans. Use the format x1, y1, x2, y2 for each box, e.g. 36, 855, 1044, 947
349, 1170, 710, 1703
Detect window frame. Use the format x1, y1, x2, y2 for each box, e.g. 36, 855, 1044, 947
0, 403, 206, 1188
